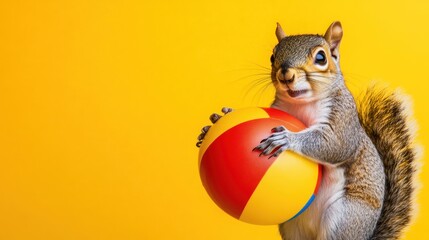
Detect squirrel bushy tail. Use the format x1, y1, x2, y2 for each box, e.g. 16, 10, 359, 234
357, 87, 420, 239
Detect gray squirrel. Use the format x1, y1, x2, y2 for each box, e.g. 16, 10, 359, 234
197, 22, 419, 240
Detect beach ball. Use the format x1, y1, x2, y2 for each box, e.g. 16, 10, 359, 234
198, 107, 322, 225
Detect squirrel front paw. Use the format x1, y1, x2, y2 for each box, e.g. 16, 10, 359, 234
253, 126, 291, 158
196, 107, 233, 147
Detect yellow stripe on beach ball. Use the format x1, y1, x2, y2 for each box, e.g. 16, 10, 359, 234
239, 151, 320, 225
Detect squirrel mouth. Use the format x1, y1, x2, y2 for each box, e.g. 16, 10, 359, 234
287, 89, 309, 98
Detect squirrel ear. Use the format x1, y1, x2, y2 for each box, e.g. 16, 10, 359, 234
276, 23, 286, 42
324, 21, 343, 59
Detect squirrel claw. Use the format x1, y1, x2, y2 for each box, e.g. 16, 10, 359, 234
210, 113, 221, 124
221, 107, 233, 114
271, 126, 286, 132
196, 108, 233, 149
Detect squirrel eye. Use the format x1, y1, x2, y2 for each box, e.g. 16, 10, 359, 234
315, 50, 327, 65
270, 54, 275, 64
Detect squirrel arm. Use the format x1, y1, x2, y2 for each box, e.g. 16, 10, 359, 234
292, 91, 362, 165
288, 122, 356, 165
257, 93, 361, 166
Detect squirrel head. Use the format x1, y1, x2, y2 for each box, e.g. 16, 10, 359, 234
271, 21, 343, 103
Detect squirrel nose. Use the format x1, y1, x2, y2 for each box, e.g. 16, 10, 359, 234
280, 67, 296, 84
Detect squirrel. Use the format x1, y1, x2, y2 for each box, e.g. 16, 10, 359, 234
196, 21, 419, 240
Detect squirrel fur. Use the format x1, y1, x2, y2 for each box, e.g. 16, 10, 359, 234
197, 21, 419, 240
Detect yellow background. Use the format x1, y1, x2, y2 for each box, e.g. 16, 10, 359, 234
0, 1, 428, 239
